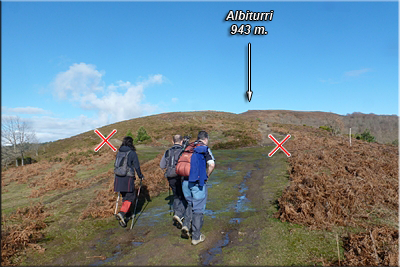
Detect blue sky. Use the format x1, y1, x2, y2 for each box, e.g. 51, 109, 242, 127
2, 1, 398, 142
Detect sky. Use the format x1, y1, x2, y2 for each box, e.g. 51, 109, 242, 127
2, 1, 398, 142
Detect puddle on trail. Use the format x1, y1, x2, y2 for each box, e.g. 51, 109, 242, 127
234, 171, 255, 213
229, 218, 243, 224
204, 207, 232, 219
132, 241, 144, 247
134, 206, 170, 227
201, 232, 230, 265
90, 245, 122, 266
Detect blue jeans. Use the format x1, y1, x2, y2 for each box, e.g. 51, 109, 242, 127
182, 180, 208, 240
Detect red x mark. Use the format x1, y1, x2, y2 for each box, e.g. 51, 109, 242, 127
94, 129, 117, 152
268, 134, 291, 157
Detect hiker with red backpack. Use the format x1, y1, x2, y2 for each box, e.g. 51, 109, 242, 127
176, 131, 215, 245
160, 135, 188, 229
114, 136, 144, 228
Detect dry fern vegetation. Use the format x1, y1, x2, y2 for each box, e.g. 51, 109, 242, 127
271, 123, 398, 266
1, 111, 398, 266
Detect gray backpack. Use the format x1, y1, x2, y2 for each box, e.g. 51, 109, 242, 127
165, 146, 183, 178
114, 151, 135, 177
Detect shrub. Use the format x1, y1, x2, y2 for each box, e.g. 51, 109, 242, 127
356, 129, 376, 143
319, 126, 333, 132
136, 126, 151, 143
126, 130, 134, 138
392, 139, 398, 146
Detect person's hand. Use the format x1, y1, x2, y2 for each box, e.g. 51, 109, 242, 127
140, 176, 145, 180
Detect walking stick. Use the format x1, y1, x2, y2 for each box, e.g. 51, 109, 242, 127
169, 186, 173, 215
130, 178, 143, 230
114, 192, 120, 215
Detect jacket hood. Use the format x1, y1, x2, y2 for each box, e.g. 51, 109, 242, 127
119, 145, 132, 152
194, 145, 208, 154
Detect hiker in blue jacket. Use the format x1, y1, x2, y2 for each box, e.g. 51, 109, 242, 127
181, 131, 215, 245
160, 135, 187, 229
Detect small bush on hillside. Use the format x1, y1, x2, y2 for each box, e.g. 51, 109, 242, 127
392, 139, 398, 146
356, 129, 376, 143
136, 126, 151, 143
126, 130, 134, 138
319, 126, 333, 132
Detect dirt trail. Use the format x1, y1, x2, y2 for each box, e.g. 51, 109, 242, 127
22, 146, 289, 266
258, 122, 286, 146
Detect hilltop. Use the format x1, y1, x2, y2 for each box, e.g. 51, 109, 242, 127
38, 110, 398, 160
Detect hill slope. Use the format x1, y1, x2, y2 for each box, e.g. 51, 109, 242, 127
38, 110, 398, 160
241, 110, 398, 144
2, 109, 398, 266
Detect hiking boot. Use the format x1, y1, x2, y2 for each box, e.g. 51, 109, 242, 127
181, 226, 190, 239
191, 234, 205, 245
173, 215, 183, 229
116, 212, 127, 228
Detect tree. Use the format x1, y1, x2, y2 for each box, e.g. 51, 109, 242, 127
136, 126, 151, 143
356, 129, 376, 143
126, 130, 134, 138
30, 133, 40, 157
1, 145, 16, 170
1, 116, 37, 166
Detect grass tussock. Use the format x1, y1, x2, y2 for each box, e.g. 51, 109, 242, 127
1, 203, 49, 266
80, 152, 168, 219
272, 124, 398, 265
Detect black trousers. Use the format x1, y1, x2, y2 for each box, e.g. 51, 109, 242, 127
168, 176, 187, 218
121, 191, 136, 203
120, 191, 136, 216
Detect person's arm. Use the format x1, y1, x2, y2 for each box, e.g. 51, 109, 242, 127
131, 151, 144, 179
207, 162, 215, 177
206, 147, 216, 177
160, 150, 168, 169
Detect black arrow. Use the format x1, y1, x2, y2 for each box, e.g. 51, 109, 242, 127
247, 42, 253, 102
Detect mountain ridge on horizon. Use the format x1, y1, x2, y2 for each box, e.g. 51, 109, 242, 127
37, 109, 398, 160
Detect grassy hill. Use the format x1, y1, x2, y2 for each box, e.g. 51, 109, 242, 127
35, 111, 261, 161
2, 110, 398, 266
36, 110, 398, 161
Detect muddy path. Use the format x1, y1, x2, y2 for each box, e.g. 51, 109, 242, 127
23, 145, 301, 266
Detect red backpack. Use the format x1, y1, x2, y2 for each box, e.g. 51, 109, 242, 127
175, 142, 202, 177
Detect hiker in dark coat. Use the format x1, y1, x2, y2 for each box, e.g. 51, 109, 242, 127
160, 135, 187, 229
114, 136, 144, 228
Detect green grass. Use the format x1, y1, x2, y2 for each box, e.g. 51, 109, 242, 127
2, 183, 35, 215
4, 145, 388, 266
75, 161, 114, 181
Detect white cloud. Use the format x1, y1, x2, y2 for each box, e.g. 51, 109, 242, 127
4, 106, 52, 115
319, 78, 341, 85
52, 63, 105, 100
51, 63, 164, 126
1, 114, 92, 143
344, 68, 372, 77
320, 68, 372, 85
27, 115, 99, 142
1, 63, 165, 143
172, 98, 178, 103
